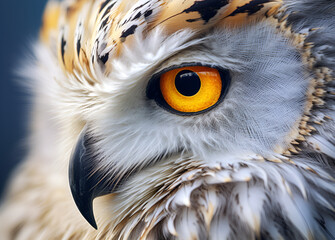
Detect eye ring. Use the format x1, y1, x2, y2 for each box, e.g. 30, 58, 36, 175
146, 63, 231, 116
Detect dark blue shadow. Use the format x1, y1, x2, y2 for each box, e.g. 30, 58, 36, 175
0, 1, 47, 196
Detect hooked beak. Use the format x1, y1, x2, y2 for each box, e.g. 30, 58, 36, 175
69, 125, 172, 229
68, 125, 124, 229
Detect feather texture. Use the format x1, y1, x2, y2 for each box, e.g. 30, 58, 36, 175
0, 0, 335, 239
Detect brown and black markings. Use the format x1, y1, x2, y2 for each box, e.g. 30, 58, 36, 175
227, 0, 273, 17
183, 0, 230, 23
41, 0, 282, 78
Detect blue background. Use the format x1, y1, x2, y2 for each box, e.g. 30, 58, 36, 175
0, 1, 47, 196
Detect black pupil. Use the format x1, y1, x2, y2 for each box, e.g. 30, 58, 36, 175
175, 70, 201, 96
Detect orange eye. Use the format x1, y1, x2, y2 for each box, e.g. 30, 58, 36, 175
160, 66, 223, 113
147, 65, 230, 115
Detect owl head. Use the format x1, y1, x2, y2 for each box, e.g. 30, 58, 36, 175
36, 0, 335, 238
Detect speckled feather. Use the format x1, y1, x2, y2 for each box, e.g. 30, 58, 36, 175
41, 0, 281, 76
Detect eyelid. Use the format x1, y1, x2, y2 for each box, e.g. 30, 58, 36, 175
146, 63, 231, 116
147, 63, 218, 98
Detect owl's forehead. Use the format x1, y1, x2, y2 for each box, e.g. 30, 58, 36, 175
41, 0, 282, 74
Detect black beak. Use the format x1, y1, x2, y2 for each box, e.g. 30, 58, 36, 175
69, 125, 124, 229
69, 125, 168, 229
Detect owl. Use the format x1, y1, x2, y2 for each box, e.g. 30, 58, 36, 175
0, 0, 335, 239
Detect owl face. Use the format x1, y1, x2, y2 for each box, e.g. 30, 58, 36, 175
82, 23, 308, 191
38, 0, 335, 238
